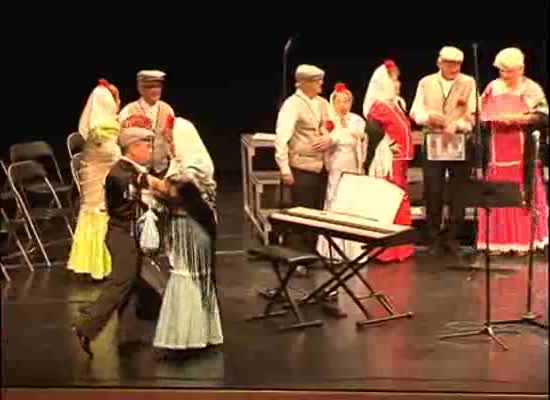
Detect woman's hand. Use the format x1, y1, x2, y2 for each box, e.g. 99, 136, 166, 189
390, 142, 401, 154
352, 130, 365, 141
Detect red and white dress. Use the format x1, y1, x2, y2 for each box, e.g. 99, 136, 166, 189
367, 99, 415, 262
477, 78, 549, 253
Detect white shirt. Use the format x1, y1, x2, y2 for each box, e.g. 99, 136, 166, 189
275, 89, 326, 175
410, 72, 477, 131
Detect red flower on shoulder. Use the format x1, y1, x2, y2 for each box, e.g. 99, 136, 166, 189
325, 120, 335, 132
457, 98, 467, 106
166, 114, 175, 129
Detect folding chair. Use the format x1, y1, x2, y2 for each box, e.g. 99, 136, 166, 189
7, 160, 74, 267
1, 208, 34, 281
70, 152, 82, 195
67, 132, 85, 160
10, 141, 73, 199
1, 160, 34, 250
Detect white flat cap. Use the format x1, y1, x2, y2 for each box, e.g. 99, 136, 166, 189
295, 64, 325, 81
137, 70, 166, 82
439, 46, 464, 62
118, 127, 154, 147
494, 47, 524, 69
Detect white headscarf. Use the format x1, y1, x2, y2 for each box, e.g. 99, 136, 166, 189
362, 61, 406, 118
78, 85, 118, 140
169, 117, 214, 179
363, 64, 396, 117
362, 62, 404, 179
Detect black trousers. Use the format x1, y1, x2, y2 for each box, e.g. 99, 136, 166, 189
77, 227, 150, 341
422, 140, 474, 246
286, 167, 328, 253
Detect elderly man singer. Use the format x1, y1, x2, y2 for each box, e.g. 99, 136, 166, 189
119, 70, 176, 177
410, 46, 477, 257
275, 64, 333, 255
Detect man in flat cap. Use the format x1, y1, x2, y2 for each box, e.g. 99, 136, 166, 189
410, 46, 477, 257
72, 127, 174, 358
119, 70, 176, 177
275, 64, 333, 251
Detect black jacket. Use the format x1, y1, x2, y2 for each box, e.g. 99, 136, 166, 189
105, 159, 148, 233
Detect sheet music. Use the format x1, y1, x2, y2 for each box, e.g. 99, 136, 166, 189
426, 133, 465, 161
331, 174, 404, 224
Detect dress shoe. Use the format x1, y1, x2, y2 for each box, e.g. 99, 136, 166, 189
72, 325, 93, 359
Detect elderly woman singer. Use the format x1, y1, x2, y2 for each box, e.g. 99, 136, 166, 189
477, 47, 549, 255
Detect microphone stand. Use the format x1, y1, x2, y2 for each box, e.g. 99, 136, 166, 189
278, 35, 298, 211
491, 130, 548, 330
439, 43, 517, 351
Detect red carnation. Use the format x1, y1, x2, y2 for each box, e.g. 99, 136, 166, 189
166, 114, 175, 129
457, 98, 466, 106
383, 59, 397, 70
325, 120, 335, 132
98, 79, 110, 87
334, 82, 347, 92
125, 114, 153, 129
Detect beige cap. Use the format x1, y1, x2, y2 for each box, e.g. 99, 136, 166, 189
493, 47, 524, 69
439, 46, 464, 62
137, 70, 166, 82
118, 127, 154, 147
295, 64, 325, 81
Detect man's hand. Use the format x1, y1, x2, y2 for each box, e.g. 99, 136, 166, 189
312, 135, 333, 151
281, 173, 294, 186
428, 113, 447, 128
443, 122, 457, 135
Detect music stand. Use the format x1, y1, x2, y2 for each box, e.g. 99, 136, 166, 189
438, 180, 523, 350
491, 130, 548, 330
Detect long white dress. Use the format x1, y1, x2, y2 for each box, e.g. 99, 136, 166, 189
316, 111, 366, 261
153, 117, 223, 351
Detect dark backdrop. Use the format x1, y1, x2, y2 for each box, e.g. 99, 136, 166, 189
5, 12, 548, 176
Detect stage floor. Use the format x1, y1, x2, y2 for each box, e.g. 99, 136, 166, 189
1, 179, 548, 397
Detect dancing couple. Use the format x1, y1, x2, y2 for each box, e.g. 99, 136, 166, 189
70, 71, 223, 359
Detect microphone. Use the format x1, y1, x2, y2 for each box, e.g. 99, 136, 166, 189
281, 34, 300, 107
284, 37, 293, 53
286, 33, 300, 49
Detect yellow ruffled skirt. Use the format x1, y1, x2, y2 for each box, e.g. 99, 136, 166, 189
67, 209, 111, 280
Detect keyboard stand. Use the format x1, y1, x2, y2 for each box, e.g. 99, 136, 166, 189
298, 235, 414, 329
